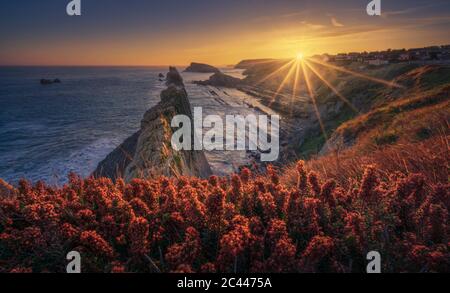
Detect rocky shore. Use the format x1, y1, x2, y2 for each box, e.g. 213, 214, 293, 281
94, 67, 212, 181
192, 70, 313, 164
194, 72, 243, 88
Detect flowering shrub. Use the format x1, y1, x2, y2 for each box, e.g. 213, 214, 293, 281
0, 163, 448, 273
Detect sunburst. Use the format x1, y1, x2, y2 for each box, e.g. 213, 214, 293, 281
251, 52, 404, 153
256, 59, 296, 85
300, 59, 330, 148
304, 60, 359, 113
308, 58, 404, 88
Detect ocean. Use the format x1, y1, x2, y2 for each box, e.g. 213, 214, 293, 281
0, 66, 273, 184
0, 66, 166, 184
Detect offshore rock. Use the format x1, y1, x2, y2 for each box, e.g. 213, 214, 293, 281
184, 62, 220, 73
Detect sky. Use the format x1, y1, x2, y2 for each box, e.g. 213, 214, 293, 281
0, 0, 449, 66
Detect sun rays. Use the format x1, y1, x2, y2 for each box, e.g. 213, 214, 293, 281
300, 58, 329, 147
256, 59, 296, 85
307, 58, 404, 89
290, 62, 302, 114
254, 52, 405, 151
268, 61, 298, 108
304, 60, 359, 113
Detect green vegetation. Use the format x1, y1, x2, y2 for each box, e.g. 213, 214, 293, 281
416, 127, 433, 140
373, 131, 399, 146
298, 133, 327, 158
294, 64, 450, 159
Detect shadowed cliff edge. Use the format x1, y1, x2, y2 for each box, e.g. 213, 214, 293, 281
94, 67, 212, 181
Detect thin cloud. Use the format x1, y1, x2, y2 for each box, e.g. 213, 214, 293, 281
381, 2, 449, 18
300, 21, 326, 30
331, 17, 344, 27
251, 10, 309, 23
381, 7, 421, 18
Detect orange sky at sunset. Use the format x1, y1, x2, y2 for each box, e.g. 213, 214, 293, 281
1, 1, 449, 66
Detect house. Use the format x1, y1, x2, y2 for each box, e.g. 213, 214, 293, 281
399, 53, 411, 61
368, 59, 389, 66
335, 53, 348, 61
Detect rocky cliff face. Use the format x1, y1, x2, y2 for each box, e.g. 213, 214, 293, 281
234, 59, 276, 69
94, 67, 212, 181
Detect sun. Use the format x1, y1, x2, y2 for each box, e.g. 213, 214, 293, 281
255, 48, 404, 148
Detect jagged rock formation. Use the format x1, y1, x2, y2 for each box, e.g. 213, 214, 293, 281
93, 132, 141, 180
94, 67, 212, 181
194, 72, 243, 87
184, 62, 220, 73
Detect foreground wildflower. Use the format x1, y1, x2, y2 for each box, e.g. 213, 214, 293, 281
0, 163, 448, 273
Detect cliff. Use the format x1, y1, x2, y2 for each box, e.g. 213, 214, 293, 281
234, 59, 276, 69
94, 67, 212, 181
184, 62, 220, 73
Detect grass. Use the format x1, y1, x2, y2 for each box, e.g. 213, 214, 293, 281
334, 85, 449, 149
295, 64, 450, 158
283, 134, 449, 189
298, 133, 327, 158
373, 131, 399, 146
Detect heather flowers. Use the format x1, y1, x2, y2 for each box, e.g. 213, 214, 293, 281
0, 163, 448, 273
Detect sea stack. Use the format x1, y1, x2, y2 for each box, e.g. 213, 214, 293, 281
94, 67, 212, 181
184, 62, 220, 73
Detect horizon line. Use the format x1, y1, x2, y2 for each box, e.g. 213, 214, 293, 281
0, 64, 192, 68
1, 43, 449, 68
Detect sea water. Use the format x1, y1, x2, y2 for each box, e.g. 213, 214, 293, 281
0, 66, 272, 184
0, 66, 165, 184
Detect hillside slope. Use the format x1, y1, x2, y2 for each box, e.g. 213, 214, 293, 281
322, 74, 450, 154
231, 60, 449, 160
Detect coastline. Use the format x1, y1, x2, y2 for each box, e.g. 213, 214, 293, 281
94, 67, 212, 181
94, 66, 294, 181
